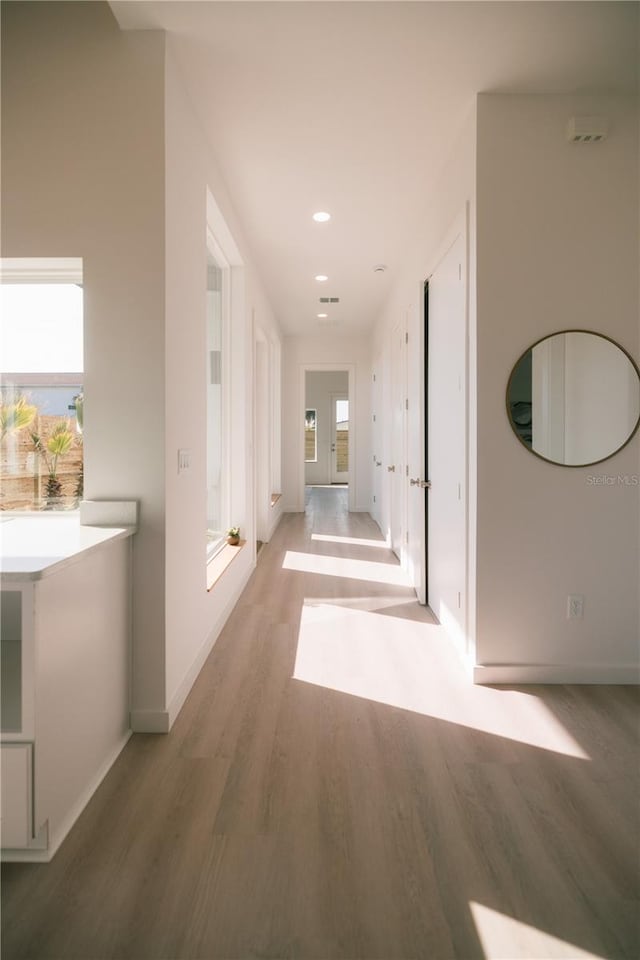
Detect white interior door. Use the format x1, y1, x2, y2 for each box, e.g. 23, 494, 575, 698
428, 232, 467, 648
406, 299, 426, 603
330, 394, 349, 484
389, 322, 406, 559
371, 359, 383, 527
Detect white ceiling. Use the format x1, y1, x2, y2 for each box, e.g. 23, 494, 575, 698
110, 1, 638, 337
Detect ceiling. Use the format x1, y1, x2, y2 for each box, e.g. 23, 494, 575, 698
109, 1, 638, 337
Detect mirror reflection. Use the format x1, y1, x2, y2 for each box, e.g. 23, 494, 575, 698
507, 331, 640, 466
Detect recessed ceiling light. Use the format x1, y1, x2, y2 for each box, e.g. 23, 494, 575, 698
312, 211, 331, 223
315, 275, 329, 282
317, 313, 328, 318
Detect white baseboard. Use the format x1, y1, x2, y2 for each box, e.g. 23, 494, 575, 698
2, 730, 132, 863
130, 709, 170, 734
165, 560, 255, 730
474, 663, 640, 685
267, 503, 284, 541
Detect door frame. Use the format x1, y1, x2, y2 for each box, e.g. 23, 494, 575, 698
297, 363, 356, 512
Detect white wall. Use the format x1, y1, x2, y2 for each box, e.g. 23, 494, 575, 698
282, 335, 371, 512
1, 1, 168, 715
304, 370, 349, 485
163, 44, 282, 726
372, 105, 477, 651
2, 3, 283, 732
476, 93, 639, 682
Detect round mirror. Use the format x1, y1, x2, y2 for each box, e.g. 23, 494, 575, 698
506, 330, 640, 467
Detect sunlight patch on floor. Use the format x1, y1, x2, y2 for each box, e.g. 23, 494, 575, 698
311, 533, 389, 549
469, 902, 606, 959
293, 601, 589, 759
283, 550, 412, 586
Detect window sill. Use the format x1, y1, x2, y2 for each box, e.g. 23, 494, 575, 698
206, 539, 246, 592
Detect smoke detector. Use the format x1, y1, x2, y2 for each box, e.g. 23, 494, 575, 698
373, 264, 387, 273
566, 117, 608, 143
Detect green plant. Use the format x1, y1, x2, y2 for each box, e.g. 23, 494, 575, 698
31, 421, 76, 508
227, 525, 240, 539
0, 395, 37, 442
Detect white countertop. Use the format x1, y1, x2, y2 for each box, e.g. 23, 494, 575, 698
0, 515, 135, 581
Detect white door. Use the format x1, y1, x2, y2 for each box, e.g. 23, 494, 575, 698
428, 232, 467, 649
254, 336, 270, 542
405, 299, 426, 602
330, 394, 349, 484
371, 358, 383, 527
389, 322, 406, 559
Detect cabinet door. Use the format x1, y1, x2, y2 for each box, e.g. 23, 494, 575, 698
1, 743, 33, 848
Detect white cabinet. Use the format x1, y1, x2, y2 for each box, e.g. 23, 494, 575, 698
1, 744, 33, 848
1, 517, 134, 862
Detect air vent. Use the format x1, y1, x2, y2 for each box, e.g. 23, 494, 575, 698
319, 297, 340, 303
566, 116, 608, 143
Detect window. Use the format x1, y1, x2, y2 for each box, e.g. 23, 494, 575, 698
305, 408, 317, 462
0, 261, 83, 511
206, 246, 229, 557
335, 398, 349, 473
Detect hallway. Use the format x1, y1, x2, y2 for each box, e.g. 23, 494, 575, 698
2, 490, 638, 960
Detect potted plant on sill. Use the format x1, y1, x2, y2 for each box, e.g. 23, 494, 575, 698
227, 526, 240, 546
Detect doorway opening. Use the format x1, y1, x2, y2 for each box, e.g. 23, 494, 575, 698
300, 365, 355, 512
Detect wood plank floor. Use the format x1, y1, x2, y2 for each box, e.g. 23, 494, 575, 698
2, 487, 639, 960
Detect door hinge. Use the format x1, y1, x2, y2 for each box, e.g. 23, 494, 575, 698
373, 413, 376, 422
458, 263, 462, 281
406, 465, 409, 477
405, 398, 409, 411
457, 591, 461, 608
373, 373, 376, 382
405, 332, 409, 345
458, 482, 461, 500
405, 530, 409, 545
373, 495, 376, 503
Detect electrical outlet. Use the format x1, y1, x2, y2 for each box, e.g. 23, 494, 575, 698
178, 449, 191, 473
567, 594, 584, 619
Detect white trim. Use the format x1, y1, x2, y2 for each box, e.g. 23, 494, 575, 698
2, 730, 132, 863
267, 501, 283, 540
0, 258, 83, 284
473, 663, 640, 685
80, 499, 138, 528
130, 709, 170, 735
165, 559, 255, 730
298, 363, 356, 513
206, 191, 243, 267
